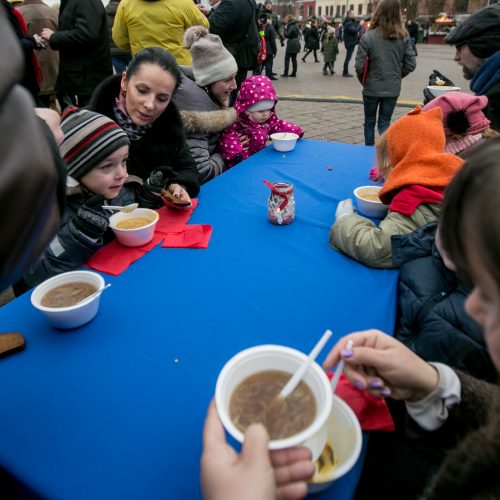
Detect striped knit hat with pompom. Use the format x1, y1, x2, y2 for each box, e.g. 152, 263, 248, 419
59, 108, 130, 180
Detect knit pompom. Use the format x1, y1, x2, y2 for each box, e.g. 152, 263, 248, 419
446, 110, 470, 135
183, 26, 209, 49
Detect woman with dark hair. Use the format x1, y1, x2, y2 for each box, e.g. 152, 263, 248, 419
88, 46, 200, 203
355, 0, 416, 146
325, 137, 500, 497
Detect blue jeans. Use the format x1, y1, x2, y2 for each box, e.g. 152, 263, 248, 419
112, 55, 132, 74
362, 96, 398, 146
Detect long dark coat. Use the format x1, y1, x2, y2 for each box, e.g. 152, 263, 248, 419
49, 0, 112, 96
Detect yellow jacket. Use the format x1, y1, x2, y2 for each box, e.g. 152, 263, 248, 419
112, 0, 209, 65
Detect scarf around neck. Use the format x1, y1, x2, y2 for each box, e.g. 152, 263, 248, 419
470, 51, 500, 96
113, 93, 152, 141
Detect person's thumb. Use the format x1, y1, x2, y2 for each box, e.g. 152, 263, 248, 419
241, 424, 271, 466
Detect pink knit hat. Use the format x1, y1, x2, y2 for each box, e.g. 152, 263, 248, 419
423, 92, 490, 136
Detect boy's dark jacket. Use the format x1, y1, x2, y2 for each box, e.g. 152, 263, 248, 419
88, 74, 200, 197
392, 222, 496, 382
22, 177, 160, 289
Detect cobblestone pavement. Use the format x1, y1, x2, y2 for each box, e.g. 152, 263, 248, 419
270, 42, 468, 144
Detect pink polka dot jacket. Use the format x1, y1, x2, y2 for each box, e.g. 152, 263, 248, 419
218, 75, 304, 168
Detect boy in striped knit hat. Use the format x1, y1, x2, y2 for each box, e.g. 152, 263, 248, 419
18, 108, 165, 291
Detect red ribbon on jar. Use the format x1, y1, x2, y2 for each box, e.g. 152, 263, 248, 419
264, 180, 295, 225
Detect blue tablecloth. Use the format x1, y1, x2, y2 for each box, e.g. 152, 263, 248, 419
0, 140, 398, 499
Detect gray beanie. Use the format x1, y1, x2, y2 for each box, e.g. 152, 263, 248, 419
183, 26, 238, 87
445, 5, 500, 58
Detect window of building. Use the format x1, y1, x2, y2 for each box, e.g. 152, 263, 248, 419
318, 6, 322, 16
358, 3, 362, 14
336, 5, 341, 16
342, 5, 346, 16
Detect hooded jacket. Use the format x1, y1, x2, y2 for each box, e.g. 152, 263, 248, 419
21, 176, 162, 290
218, 75, 303, 167
392, 222, 496, 383
329, 108, 463, 269
355, 29, 416, 98
88, 74, 200, 196
173, 66, 237, 183
112, 0, 208, 64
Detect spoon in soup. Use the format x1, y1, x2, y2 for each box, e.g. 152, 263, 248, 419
279, 329, 333, 400
102, 203, 139, 213
76, 283, 112, 305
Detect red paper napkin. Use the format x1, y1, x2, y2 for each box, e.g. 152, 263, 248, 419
327, 373, 395, 432
86, 199, 212, 275
155, 199, 199, 234
162, 224, 213, 249
86, 233, 164, 275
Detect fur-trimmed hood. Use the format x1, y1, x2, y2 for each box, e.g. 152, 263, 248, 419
180, 108, 237, 134
174, 66, 237, 135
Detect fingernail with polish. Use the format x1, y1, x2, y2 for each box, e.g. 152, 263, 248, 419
369, 379, 383, 389
354, 379, 364, 389
341, 348, 353, 358
380, 388, 391, 397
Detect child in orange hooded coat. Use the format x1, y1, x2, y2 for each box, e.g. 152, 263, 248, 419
329, 107, 463, 268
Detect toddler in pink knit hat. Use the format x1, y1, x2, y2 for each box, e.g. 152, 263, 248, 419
422, 92, 499, 156
218, 75, 303, 168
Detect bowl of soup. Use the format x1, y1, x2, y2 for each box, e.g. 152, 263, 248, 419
427, 85, 461, 98
109, 208, 159, 247
307, 394, 362, 493
270, 132, 299, 152
31, 270, 105, 329
353, 186, 388, 219
215, 345, 333, 460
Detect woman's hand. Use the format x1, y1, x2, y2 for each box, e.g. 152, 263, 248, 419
201, 401, 314, 500
238, 134, 251, 153
323, 330, 439, 402
167, 183, 191, 204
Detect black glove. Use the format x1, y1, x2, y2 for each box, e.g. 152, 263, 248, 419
73, 194, 109, 240
428, 69, 455, 87
145, 166, 175, 195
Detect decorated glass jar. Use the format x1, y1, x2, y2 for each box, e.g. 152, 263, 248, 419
267, 182, 295, 225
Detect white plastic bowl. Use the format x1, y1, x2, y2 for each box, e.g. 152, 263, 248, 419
354, 186, 388, 219
307, 394, 363, 494
427, 85, 461, 98
215, 345, 333, 461
31, 270, 105, 329
109, 208, 159, 247
270, 132, 299, 152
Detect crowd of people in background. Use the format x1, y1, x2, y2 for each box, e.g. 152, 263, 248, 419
2, 0, 500, 498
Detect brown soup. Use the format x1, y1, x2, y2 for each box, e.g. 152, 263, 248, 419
41, 282, 98, 308
358, 189, 380, 202
229, 370, 317, 440
115, 217, 152, 230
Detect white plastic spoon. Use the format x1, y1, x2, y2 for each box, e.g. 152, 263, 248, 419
102, 203, 138, 213
279, 329, 333, 399
76, 283, 112, 305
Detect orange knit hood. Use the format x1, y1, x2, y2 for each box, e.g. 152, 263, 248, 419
379, 107, 463, 205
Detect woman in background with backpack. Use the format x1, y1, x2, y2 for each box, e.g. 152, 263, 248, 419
355, 0, 416, 146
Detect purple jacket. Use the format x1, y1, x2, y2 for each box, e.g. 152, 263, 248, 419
218, 75, 303, 168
